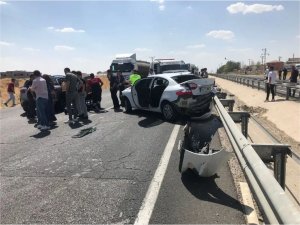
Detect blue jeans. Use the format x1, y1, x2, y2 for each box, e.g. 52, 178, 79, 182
36, 97, 49, 126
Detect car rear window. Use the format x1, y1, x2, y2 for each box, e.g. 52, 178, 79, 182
171, 75, 199, 83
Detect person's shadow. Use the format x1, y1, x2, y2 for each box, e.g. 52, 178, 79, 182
30, 130, 51, 138
181, 170, 253, 214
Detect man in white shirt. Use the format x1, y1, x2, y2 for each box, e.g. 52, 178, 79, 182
30, 70, 50, 130
265, 66, 276, 102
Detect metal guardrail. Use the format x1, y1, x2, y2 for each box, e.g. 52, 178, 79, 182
214, 96, 300, 224
212, 74, 300, 100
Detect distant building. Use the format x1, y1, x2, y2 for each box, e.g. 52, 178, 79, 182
286, 57, 300, 66
0, 70, 32, 78
266, 60, 284, 71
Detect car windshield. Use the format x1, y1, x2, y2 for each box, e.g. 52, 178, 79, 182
171, 75, 199, 84
160, 64, 185, 73
111, 63, 134, 72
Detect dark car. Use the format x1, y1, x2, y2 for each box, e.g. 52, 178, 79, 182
20, 75, 66, 114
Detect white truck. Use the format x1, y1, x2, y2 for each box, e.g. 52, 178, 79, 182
110, 53, 150, 81
151, 59, 189, 74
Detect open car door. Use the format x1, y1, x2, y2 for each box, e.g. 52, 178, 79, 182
131, 78, 153, 108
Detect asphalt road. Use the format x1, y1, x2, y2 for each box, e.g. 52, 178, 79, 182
0, 90, 245, 224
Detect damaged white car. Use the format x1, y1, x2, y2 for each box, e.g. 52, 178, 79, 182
121, 72, 215, 121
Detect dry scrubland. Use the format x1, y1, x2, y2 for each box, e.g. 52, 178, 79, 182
0, 75, 109, 109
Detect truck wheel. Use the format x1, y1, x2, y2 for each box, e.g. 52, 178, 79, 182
161, 101, 177, 122
124, 97, 132, 113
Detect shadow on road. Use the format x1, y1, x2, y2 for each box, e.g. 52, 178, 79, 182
181, 170, 252, 214
130, 110, 186, 128
30, 130, 51, 138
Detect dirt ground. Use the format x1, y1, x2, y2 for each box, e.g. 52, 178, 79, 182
0, 76, 109, 109
214, 76, 300, 154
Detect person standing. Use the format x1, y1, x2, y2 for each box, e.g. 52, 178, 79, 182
278, 68, 282, 80
265, 66, 276, 102
129, 70, 141, 86
109, 71, 120, 110
116, 71, 126, 107
87, 73, 103, 112
76, 71, 88, 119
4, 78, 16, 107
30, 70, 50, 131
24, 74, 36, 120
282, 67, 288, 80
289, 65, 299, 97
42, 74, 57, 123
64, 68, 80, 124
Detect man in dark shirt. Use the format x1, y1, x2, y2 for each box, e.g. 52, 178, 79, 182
109, 71, 126, 110
24, 74, 36, 119
289, 65, 299, 97
87, 73, 103, 112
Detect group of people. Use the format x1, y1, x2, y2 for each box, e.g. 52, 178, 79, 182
3, 67, 142, 131
265, 65, 299, 102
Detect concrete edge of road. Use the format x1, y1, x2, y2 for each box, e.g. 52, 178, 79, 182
134, 124, 181, 225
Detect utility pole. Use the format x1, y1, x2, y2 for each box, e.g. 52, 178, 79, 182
261, 48, 269, 68
248, 59, 251, 66
278, 56, 282, 61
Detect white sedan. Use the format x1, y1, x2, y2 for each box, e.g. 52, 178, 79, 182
122, 72, 215, 121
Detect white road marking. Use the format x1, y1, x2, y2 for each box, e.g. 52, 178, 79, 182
239, 182, 259, 225
134, 124, 181, 225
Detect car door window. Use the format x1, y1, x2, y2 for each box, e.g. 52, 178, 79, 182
150, 78, 168, 108
135, 78, 153, 107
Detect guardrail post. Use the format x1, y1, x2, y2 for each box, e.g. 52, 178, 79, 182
286, 87, 290, 100
247, 80, 250, 87
241, 116, 249, 137
258, 81, 260, 90
274, 150, 287, 189
252, 80, 254, 88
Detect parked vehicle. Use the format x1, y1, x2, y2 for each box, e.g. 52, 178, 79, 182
122, 72, 215, 121
110, 53, 150, 81
151, 59, 189, 74
20, 75, 66, 113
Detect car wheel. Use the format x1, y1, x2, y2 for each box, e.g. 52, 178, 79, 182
124, 97, 132, 113
161, 101, 177, 122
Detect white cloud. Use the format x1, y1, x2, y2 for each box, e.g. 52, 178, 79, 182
186, 6, 192, 10
48, 27, 85, 33
227, 2, 284, 15
134, 48, 152, 52
23, 47, 40, 52
206, 30, 235, 40
0, 41, 14, 46
159, 5, 165, 11
0, 1, 7, 5
151, 0, 165, 11
54, 45, 75, 51
186, 44, 205, 49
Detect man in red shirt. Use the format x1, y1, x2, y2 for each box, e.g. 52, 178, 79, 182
4, 78, 16, 107
87, 73, 103, 112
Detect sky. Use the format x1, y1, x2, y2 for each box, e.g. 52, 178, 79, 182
0, 0, 300, 74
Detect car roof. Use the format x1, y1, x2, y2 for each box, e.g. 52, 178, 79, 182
148, 71, 192, 78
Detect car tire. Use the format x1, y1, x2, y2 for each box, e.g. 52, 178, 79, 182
161, 101, 177, 122
124, 97, 132, 113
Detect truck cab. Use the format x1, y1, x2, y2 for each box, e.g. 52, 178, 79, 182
110, 53, 150, 81
151, 59, 189, 74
